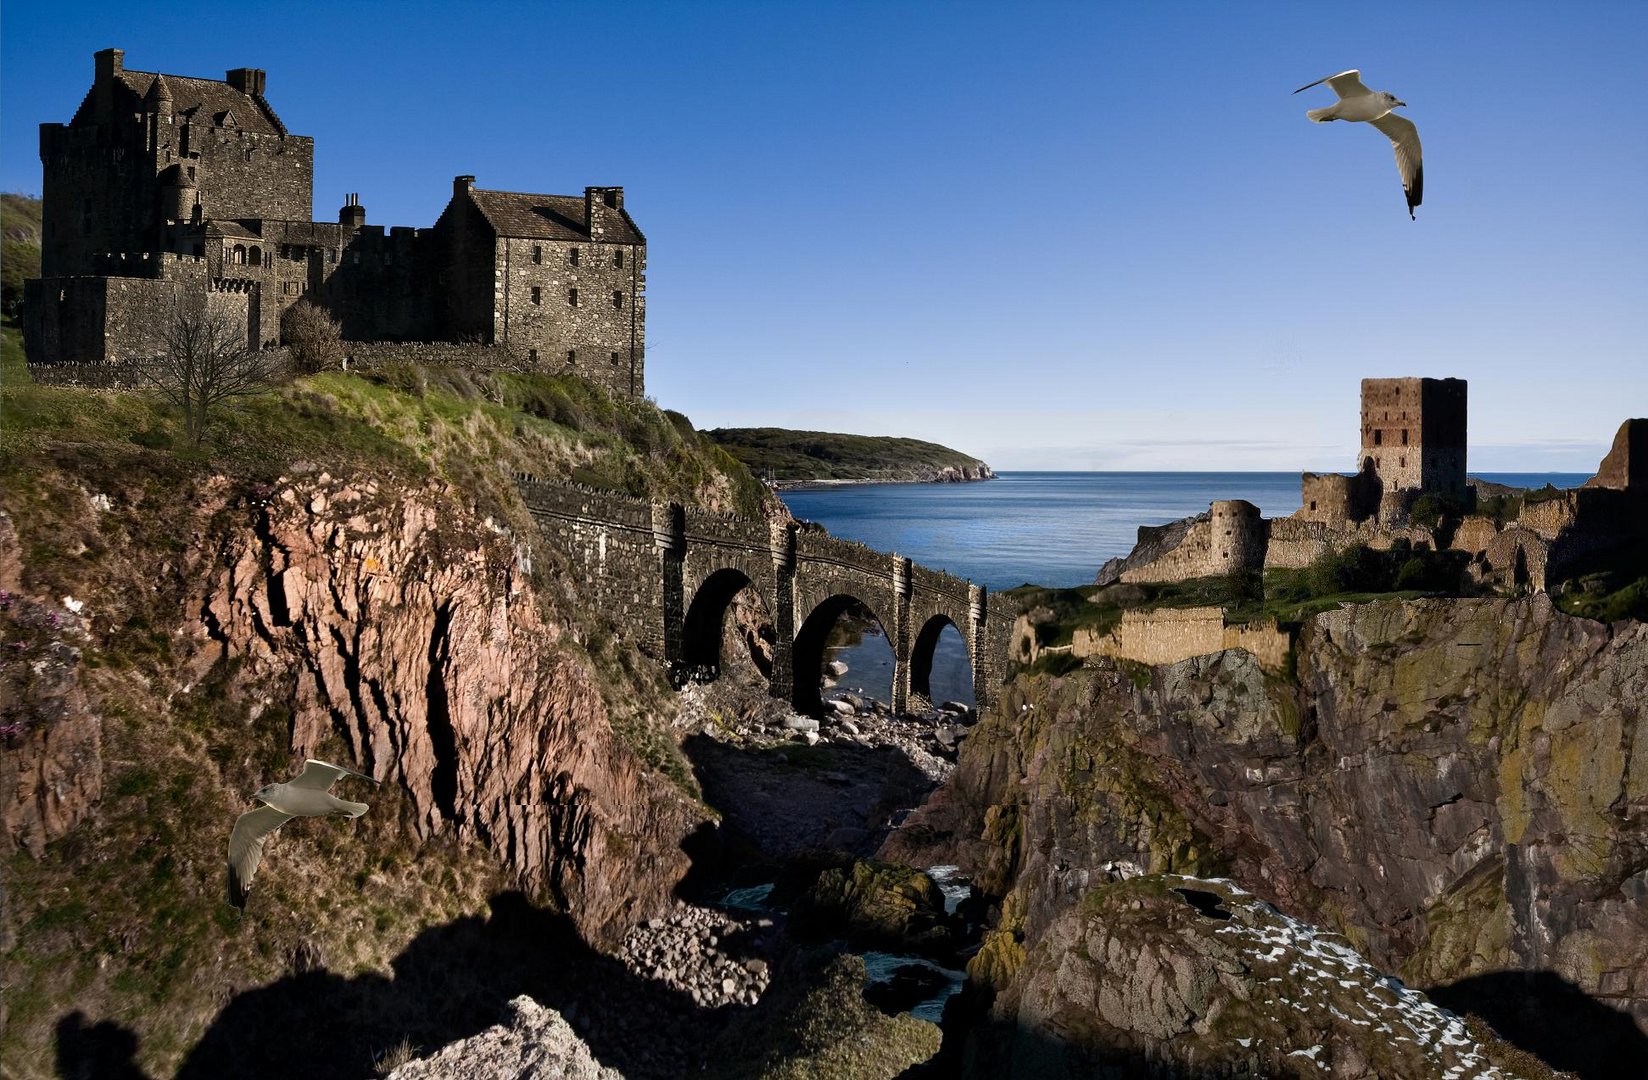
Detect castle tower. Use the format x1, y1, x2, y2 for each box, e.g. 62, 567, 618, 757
1359, 378, 1467, 498
1209, 500, 1267, 574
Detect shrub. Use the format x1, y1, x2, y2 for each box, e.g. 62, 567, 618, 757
280, 299, 345, 374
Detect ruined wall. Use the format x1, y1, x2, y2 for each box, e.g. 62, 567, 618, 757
1119, 503, 1267, 584
1586, 419, 1648, 493
1264, 517, 1339, 569
1359, 377, 1467, 498
1072, 606, 1293, 673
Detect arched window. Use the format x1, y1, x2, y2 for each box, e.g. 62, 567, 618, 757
233, 244, 246, 265
248, 246, 261, 267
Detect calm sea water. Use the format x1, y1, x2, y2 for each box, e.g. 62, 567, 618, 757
782, 471, 1593, 592
785, 470, 1590, 707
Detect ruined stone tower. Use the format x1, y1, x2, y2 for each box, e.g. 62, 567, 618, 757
1359, 377, 1467, 498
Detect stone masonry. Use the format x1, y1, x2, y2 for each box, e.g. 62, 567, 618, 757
513, 478, 1012, 716
23, 49, 646, 399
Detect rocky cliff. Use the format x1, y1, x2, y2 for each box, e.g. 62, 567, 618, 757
887, 596, 1647, 1078
1, 454, 706, 1076
962, 874, 1541, 1079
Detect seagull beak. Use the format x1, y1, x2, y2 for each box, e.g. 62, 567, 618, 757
1396, 100, 1407, 107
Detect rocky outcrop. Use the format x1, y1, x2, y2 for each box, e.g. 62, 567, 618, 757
193, 473, 704, 945
888, 596, 1647, 1076
1094, 512, 1204, 586
4, 465, 704, 948
387, 995, 622, 1080
0, 511, 101, 857
789, 858, 954, 954
964, 875, 1536, 1079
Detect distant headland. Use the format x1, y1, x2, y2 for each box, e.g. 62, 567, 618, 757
704, 427, 994, 488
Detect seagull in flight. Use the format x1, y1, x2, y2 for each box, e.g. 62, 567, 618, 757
1294, 69, 1423, 219
227, 758, 379, 909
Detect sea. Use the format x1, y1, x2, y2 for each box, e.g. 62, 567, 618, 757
781, 470, 1591, 706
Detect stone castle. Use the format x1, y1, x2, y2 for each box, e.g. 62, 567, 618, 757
22, 49, 646, 398
1099, 377, 1646, 594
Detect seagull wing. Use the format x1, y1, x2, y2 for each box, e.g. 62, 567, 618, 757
1293, 69, 1370, 98
1371, 113, 1424, 219
289, 758, 378, 791
228, 804, 293, 908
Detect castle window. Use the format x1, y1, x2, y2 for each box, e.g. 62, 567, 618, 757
568, 288, 578, 306
528, 348, 538, 362
187, 166, 196, 181
569, 247, 581, 267
531, 286, 541, 305
610, 351, 620, 365
248, 247, 261, 267
1310, 500, 1317, 512
1373, 430, 1383, 446
612, 290, 625, 310
566, 350, 576, 365
532, 245, 542, 264
1401, 429, 1409, 445
233, 244, 247, 265
1400, 457, 1407, 468
327, 248, 336, 264
243, 148, 253, 162
614, 250, 624, 268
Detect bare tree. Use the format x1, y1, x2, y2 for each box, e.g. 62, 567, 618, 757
281, 298, 345, 374
141, 298, 281, 445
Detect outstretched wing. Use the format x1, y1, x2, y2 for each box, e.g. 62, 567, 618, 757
1371, 113, 1424, 218
289, 758, 378, 791
228, 804, 293, 908
1293, 70, 1370, 99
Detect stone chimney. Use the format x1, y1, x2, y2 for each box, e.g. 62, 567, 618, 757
94, 48, 123, 120
453, 175, 476, 198
339, 192, 366, 228
584, 186, 623, 240
226, 67, 267, 98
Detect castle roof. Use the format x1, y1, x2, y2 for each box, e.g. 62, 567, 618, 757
468, 188, 645, 245
73, 69, 286, 136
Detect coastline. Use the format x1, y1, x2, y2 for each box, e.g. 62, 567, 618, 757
771, 470, 997, 493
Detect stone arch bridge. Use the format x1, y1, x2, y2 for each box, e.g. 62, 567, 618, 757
517, 479, 1012, 715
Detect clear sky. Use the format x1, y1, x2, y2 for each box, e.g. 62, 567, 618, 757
4, 1, 1644, 471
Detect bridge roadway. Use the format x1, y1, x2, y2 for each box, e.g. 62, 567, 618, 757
516, 478, 1012, 715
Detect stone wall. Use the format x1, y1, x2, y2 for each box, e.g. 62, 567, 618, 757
1119, 502, 1267, 584
493, 235, 645, 400
340, 341, 536, 372
1359, 377, 1467, 499
515, 481, 666, 654
1072, 606, 1293, 673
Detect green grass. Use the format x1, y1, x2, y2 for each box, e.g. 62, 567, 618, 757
3, 325, 772, 524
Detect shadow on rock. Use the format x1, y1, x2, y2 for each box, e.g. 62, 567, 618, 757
173, 891, 712, 1080
682, 733, 938, 863
1424, 969, 1648, 1080
55, 1012, 154, 1080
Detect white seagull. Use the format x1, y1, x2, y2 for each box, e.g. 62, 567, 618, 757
1294, 69, 1423, 219
227, 758, 379, 909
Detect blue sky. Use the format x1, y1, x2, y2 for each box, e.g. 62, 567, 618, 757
4, 1, 1644, 471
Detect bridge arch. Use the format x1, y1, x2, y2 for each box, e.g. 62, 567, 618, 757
910, 613, 974, 709
680, 567, 774, 684
792, 593, 893, 718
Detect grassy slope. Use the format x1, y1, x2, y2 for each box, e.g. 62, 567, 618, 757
2, 194, 43, 319
0, 325, 771, 1077
705, 426, 989, 483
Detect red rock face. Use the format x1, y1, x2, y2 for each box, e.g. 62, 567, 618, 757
194, 477, 704, 947
4, 471, 704, 948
